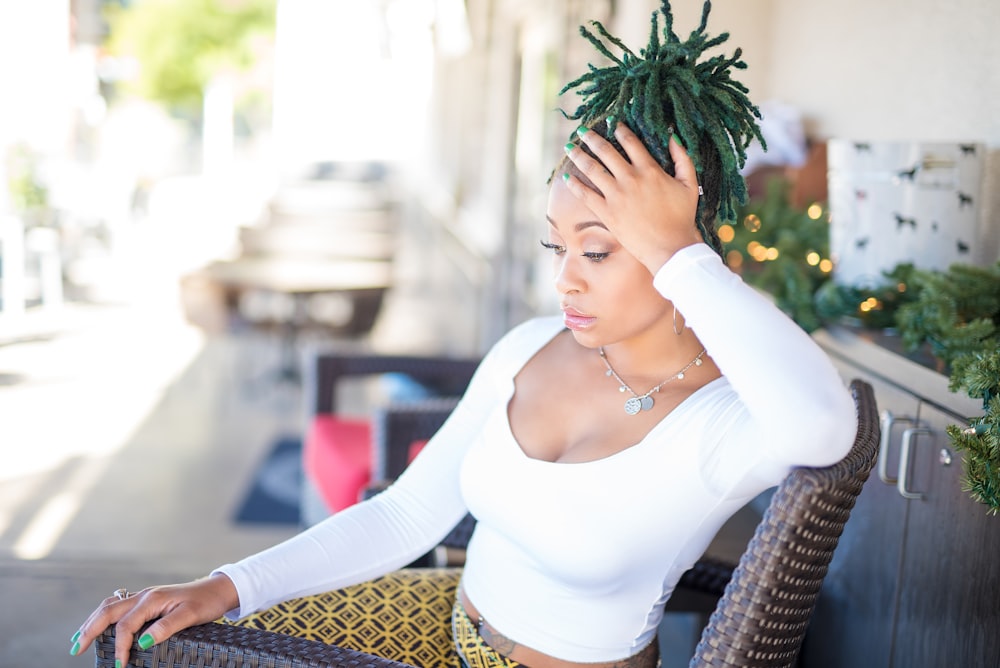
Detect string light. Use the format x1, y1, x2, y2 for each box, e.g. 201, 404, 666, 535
859, 297, 882, 313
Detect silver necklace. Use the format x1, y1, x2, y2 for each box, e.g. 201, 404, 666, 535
598, 346, 707, 415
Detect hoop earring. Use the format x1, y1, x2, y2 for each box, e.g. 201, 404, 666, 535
673, 306, 686, 336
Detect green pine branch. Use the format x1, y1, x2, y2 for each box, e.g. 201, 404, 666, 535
727, 176, 1000, 514
895, 262, 1000, 514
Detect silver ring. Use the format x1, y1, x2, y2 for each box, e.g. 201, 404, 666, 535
113, 588, 131, 601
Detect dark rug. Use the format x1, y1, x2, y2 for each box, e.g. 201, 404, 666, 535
234, 436, 302, 525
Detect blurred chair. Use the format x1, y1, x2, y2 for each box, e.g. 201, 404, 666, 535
94, 380, 878, 668
363, 397, 478, 565
300, 351, 480, 529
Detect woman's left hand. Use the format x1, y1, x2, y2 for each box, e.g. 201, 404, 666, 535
561, 122, 702, 274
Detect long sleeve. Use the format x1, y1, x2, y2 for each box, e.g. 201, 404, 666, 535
214, 335, 514, 618
653, 243, 856, 469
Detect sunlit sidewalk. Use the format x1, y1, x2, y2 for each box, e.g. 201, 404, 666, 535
0, 174, 302, 665
0, 294, 308, 666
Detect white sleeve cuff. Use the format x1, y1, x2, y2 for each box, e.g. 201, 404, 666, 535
651, 243, 725, 300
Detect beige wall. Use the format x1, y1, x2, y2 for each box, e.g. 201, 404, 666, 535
620, 0, 999, 143
618, 0, 999, 263
764, 0, 998, 144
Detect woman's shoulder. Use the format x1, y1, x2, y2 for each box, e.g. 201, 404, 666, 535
478, 316, 564, 378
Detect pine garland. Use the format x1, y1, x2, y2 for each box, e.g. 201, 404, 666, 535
947, 374, 1000, 514
894, 261, 1000, 514
558, 0, 765, 253
896, 264, 999, 358
728, 199, 1000, 512
725, 179, 832, 332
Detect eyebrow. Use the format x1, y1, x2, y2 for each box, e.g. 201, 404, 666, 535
545, 216, 608, 232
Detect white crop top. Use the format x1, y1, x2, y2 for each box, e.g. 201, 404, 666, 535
216, 243, 857, 663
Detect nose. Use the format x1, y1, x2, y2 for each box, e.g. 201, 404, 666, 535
554, 253, 585, 294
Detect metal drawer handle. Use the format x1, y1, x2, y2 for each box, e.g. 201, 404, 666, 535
898, 427, 934, 500
878, 410, 914, 485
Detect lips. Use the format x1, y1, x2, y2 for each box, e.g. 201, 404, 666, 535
562, 306, 596, 331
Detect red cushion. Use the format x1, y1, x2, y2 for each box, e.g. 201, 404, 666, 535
303, 416, 433, 514
303, 415, 373, 513
408, 439, 428, 461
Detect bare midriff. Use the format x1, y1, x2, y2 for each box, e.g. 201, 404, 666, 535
457, 588, 659, 668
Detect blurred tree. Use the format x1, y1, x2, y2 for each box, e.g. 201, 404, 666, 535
104, 0, 276, 116
723, 179, 832, 332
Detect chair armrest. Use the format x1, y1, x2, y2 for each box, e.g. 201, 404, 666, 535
94, 621, 417, 668
308, 353, 480, 416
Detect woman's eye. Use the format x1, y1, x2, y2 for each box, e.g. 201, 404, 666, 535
540, 240, 566, 255
541, 240, 608, 262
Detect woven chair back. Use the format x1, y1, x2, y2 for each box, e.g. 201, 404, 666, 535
689, 379, 879, 667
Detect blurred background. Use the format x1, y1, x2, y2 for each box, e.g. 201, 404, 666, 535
1, 1, 998, 666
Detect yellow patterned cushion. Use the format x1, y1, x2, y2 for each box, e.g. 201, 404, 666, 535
225, 567, 462, 668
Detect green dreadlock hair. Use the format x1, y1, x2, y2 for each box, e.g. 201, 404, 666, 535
558, 0, 766, 259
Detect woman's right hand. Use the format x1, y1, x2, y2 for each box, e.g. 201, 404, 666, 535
562, 123, 702, 276
70, 573, 239, 668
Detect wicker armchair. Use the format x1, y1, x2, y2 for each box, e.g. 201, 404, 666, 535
95, 380, 877, 668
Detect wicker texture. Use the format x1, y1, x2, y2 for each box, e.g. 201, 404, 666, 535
94, 622, 416, 668
689, 379, 879, 667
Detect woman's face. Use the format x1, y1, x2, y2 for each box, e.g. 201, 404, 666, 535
544, 177, 672, 348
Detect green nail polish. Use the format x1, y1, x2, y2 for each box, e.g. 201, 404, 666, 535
70, 641, 81, 656
672, 133, 683, 147
576, 126, 588, 137
138, 633, 155, 650
561, 172, 570, 183
606, 115, 616, 128
115, 660, 123, 668
71, 630, 81, 643
564, 142, 575, 154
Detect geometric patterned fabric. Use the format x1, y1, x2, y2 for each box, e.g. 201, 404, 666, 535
451, 600, 523, 667
223, 567, 462, 668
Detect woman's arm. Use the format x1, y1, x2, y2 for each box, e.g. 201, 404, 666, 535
654, 244, 856, 466
563, 122, 855, 467
71, 330, 514, 667
215, 342, 510, 617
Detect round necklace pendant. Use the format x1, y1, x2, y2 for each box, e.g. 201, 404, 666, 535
624, 397, 642, 415
639, 396, 655, 411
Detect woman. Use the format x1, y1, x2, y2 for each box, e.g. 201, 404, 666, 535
70, 3, 856, 667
